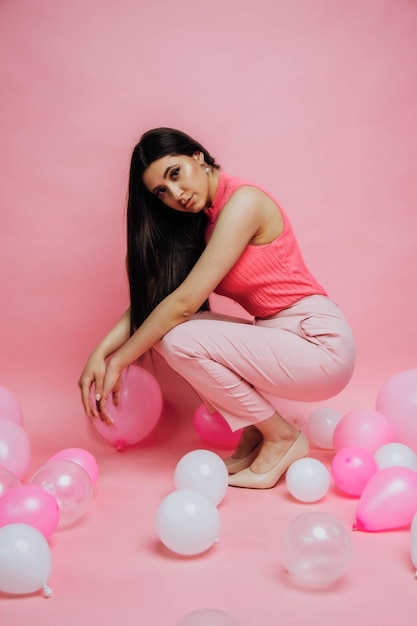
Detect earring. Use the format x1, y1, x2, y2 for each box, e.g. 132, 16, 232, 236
204, 166, 210, 174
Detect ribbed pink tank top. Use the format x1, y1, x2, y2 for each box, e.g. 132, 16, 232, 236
204, 171, 327, 317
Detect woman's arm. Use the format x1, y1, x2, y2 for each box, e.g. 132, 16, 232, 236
78, 308, 131, 419
97, 186, 278, 421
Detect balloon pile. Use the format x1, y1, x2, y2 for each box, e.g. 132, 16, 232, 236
0, 384, 99, 597
278, 368, 417, 585
91, 365, 163, 451
156, 449, 228, 556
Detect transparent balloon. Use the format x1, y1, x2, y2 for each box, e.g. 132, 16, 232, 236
174, 450, 229, 506
374, 442, 417, 472
47, 447, 99, 485
0, 484, 59, 539
308, 407, 342, 449
285, 458, 330, 503
91, 365, 163, 450
282, 512, 352, 588
376, 369, 417, 453
157, 489, 220, 556
193, 405, 242, 449
0, 465, 21, 497
0, 418, 31, 479
0, 523, 52, 595
31, 459, 93, 528
176, 609, 242, 626
331, 446, 378, 497
0, 385, 24, 425
332, 409, 394, 453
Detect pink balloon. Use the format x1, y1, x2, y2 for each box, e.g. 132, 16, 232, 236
193, 404, 242, 449
331, 447, 378, 496
354, 467, 417, 531
31, 459, 93, 529
0, 466, 21, 497
0, 385, 24, 425
332, 409, 394, 453
0, 484, 59, 539
91, 365, 163, 450
376, 369, 417, 454
48, 448, 99, 485
0, 418, 31, 479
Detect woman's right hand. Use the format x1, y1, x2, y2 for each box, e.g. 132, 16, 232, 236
78, 350, 112, 423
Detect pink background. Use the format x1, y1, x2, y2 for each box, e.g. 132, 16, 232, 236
1, 1, 416, 624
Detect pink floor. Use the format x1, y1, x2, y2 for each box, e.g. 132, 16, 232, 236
1, 0, 417, 624
2, 364, 417, 626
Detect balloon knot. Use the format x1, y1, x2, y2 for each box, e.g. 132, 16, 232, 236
42, 584, 53, 598
414, 571, 417, 580
352, 523, 360, 531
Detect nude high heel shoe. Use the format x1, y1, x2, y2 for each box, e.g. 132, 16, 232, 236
223, 440, 262, 475
228, 431, 309, 489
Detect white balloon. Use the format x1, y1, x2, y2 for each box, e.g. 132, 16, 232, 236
286, 457, 330, 502
176, 609, 242, 625
0, 523, 52, 595
308, 407, 342, 449
374, 443, 417, 472
411, 512, 417, 575
157, 489, 220, 556
174, 449, 228, 506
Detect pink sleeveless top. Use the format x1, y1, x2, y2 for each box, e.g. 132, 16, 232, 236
204, 171, 328, 317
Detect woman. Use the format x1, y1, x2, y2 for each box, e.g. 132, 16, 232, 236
78, 127, 355, 489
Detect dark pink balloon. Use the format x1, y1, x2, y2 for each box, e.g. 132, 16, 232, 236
193, 404, 242, 449
0, 484, 59, 539
331, 446, 378, 496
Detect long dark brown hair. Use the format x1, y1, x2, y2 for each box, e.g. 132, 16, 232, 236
126, 127, 220, 333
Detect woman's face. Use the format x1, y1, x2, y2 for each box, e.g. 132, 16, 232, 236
142, 152, 212, 213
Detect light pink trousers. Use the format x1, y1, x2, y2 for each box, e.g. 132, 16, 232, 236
153, 295, 356, 431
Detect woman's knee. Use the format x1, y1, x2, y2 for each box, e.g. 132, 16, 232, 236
158, 322, 198, 363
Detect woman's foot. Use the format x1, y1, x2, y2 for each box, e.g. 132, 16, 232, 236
223, 425, 263, 474
228, 430, 310, 489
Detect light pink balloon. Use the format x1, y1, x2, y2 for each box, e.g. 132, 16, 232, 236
0, 466, 21, 497
92, 365, 163, 450
47, 448, 99, 485
0, 484, 59, 539
376, 369, 417, 454
354, 466, 417, 531
0, 418, 31, 479
0, 385, 24, 425
332, 409, 394, 453
331, 447, 378, 497
31, 460, 93, 529
193, 404, 242, 449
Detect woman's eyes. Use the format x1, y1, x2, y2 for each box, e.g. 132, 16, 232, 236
155, 167, 180, 197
